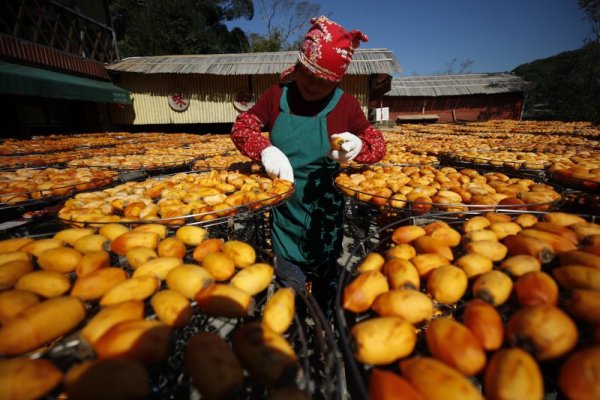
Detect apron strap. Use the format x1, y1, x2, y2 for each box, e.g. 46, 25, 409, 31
279, 84, 291, 113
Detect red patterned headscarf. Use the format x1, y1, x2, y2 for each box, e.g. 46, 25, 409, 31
281, 16, 368, 83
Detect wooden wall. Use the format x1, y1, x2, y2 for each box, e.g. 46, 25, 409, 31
109, 73, 371, 126
377, 93, 524, 123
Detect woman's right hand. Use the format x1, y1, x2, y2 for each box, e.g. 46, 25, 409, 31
261, 146, 294, 182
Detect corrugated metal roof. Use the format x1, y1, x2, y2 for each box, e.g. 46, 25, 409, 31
386, 73, 528, 97
106, 48, 402, 75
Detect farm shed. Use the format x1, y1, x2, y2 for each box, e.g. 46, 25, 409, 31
377, 73, 528, 123
0, 0, 129, 137
105, 49, 401, 126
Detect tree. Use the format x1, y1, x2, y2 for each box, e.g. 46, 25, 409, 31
513, 43, 600, 123
251, 0, 321, 51
248, 32, 283, 52
435, 58, 474, 75
579, 0, 600, 43
110, 0, 254, 57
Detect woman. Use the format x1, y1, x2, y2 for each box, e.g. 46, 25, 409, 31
231, 16, 386, 308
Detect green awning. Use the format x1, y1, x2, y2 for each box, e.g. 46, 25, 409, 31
0, 61, 131, 104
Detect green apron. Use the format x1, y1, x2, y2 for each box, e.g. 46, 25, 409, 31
270, 84, 345, 267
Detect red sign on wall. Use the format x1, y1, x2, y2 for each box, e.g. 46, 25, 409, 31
233, 88, 255, 112
168, 89, 190, 111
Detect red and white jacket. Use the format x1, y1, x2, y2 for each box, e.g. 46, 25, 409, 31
231, 82, 386, 164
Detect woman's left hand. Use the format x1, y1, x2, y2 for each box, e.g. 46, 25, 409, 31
328, 132, 363, 162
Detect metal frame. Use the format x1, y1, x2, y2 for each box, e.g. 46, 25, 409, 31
0, 0, 118, 63
17, 233, 343, 399
334, 210, 599, 399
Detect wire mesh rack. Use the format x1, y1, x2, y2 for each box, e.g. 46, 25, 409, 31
149, 268, 344, 400
56, 170, 295, 230
559, 190, 600, 217
0, 169, 119, 223
335, 212, 456, 399
0, 159, 69, 170
3, 230, 343, 400
0, 195, 69, 224
547, 169, 600, 194
345, 158, 440, 171
335, 181, 564, 220
440, 153, 551, 178
67, 156, 197, 177
191, 151, 259, 172
334, 210, 600, 400
333, 165, 566, 227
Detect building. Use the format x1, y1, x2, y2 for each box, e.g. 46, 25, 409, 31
0, 0, 131, 137
377, 73, 528, 124
105, 49, 401, 128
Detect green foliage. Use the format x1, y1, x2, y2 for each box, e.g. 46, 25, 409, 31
513, 42, 600, 124
248, 31, 283, 52
250, 0, 321, 51
434, 58, 474, 75
110, 0, 253, 57
579, 0, 600, 42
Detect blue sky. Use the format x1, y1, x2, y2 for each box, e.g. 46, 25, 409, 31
228, 0, 593, 76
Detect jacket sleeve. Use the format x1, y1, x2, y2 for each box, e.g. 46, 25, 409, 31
343, 95, 385, 164
230, 86, 279, 161
353, 125, 386, 164
230, 112, 272, 162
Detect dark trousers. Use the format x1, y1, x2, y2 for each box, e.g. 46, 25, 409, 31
276, 257, 339, 316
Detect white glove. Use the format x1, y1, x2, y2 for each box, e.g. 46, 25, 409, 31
261, 146, 294, 182
328, 132, 363, 162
